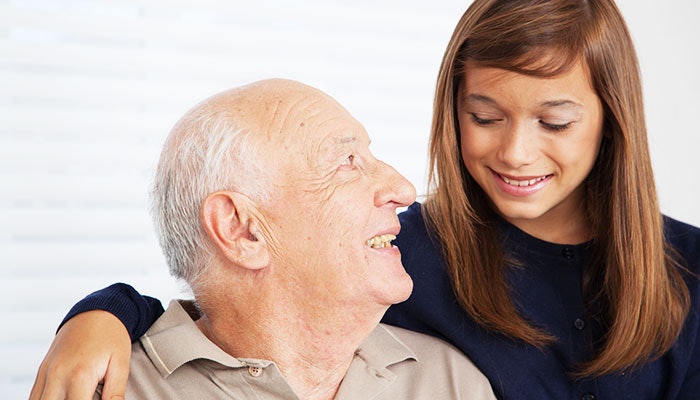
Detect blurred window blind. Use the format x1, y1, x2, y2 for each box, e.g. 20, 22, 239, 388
0, 1, 461, 397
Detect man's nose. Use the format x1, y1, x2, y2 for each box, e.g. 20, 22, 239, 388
374, 161, 416, 208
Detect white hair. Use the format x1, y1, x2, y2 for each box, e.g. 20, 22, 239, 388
150, 108, 269, 286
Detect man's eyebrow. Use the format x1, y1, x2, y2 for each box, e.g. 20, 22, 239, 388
339, 136, 357, 144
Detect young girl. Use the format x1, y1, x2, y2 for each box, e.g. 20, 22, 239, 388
30, 1, 700, 399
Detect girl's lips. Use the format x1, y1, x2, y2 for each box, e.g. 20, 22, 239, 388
491, 169, 552, 197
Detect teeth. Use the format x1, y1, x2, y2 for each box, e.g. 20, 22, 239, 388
501, 175, 548, 187
365, 234, 396, 249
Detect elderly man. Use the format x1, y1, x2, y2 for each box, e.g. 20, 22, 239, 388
34, 79, 495, 400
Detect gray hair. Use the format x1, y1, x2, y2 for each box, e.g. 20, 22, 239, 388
150, 107, 268, 286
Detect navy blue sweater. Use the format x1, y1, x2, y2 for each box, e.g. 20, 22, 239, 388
63, 202, 700, 399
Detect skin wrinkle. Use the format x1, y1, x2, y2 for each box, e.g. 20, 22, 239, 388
281, 123, 336, 203
252, 93, 372, 286
195, 79, 415, 398
278, 131, 399, 302
23, 79, 419, 400
304, 151, 361, 204
274, 96, 325, 145
301, 115, 344, 182
297, 115, 366, 202
310, 156, 367, 230
266, 98, 333, 195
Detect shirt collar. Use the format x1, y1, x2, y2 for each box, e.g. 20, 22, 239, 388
140, 301, 418, 381
357, 323, 419, 367
139, 300, 274, 378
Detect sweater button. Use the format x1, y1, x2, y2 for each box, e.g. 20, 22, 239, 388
582, 393, 596, 400
562, 248, 575, 259
574, 318, 586, 330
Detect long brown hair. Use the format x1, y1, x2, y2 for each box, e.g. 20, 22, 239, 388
425, 0, 690, 377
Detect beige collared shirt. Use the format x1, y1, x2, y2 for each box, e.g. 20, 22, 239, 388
97, 300, 495, 400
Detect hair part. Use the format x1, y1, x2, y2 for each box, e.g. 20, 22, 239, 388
426, 0, 689, 377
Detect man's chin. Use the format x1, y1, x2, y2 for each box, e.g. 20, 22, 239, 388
386, 278, 414, 305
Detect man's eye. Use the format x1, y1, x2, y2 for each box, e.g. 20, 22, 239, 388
341, 154, 355, 166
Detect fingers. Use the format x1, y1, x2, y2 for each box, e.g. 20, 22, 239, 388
64, 368, 102, 400
28, 310, 131, 400
28, 361, 50, 400
29, 358, 99, 400
100, 351, 130, 400
29, 347, 70, 400
36, 378, 66, 400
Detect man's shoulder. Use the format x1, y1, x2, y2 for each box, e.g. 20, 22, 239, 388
376, 323, 470, 363
365, 324, 496, 399
120, 300, 248, 399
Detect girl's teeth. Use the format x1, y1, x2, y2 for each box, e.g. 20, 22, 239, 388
502, 175, 547, 187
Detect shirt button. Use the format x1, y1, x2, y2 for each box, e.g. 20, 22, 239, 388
248, 366, 263, 377
574, 318, 586, 330
582, 393, 595, 400
562, 248, 575, 259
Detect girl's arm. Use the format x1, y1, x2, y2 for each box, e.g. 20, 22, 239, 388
29, 283, 164, 400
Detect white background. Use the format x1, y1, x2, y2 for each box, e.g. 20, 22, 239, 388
1, 1, 698, 398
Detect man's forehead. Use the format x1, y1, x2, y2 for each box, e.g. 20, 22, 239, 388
271, 100, 363, 148
196, 79, 366, 150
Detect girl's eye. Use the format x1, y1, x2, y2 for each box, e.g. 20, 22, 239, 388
540, 121, 573, 132
470, 113, 500, 126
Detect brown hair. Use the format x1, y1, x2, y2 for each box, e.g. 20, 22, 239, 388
425, 0, 690, 377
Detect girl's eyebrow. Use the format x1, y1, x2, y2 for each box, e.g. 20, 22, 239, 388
463, 94, 583, 108
461, 94, 584, 117
463, 94, 584, 114
462, 93, 497, 105
540, 99, 584, 110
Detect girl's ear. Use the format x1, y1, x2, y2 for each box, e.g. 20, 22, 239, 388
200, 191, 269, 270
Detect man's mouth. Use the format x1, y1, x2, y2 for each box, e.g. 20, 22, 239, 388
365, 234, 396, 248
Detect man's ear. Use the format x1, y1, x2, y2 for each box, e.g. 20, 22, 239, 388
201, 191, 269, 270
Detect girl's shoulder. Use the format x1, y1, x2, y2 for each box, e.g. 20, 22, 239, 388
397, 202, 431, 245
664, 216, 700, 261
398, 201, 425, 228
663, 216, 700, 281
663, 215, 700, 236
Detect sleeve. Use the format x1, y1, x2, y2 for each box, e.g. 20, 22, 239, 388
677, 279, 700, 398
669, 218, 700, 399
57, 283, 165, 342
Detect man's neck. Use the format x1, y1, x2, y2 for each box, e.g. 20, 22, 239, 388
196, 297, 384, 400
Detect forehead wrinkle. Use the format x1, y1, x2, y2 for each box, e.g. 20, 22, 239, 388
260, 97, 306, 143
265, 102, 344, 192
273, 97, 334, 160
297, 102, 360, 170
